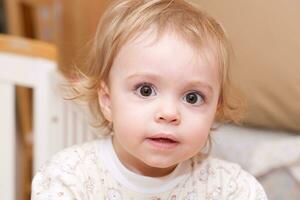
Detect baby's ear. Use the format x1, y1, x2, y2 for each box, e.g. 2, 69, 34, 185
97, 81, 112, 122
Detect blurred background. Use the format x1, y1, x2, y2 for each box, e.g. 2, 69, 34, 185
0, 1, 109, 200
0, 0, 299, 200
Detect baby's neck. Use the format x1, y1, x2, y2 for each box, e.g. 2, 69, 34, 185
125, 160, 178, 177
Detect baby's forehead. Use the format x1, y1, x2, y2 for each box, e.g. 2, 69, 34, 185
121, 31, 220, 74
127, 27, 214, 48
121, 27, 220, 64
110, 29, 221, 87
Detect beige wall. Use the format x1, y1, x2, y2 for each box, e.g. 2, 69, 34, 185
56, 0, 110, 75
195, 0, 300, 132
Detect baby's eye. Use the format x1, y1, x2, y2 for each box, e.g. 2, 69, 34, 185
135, 83, 156, 97
183, 92, 205, 105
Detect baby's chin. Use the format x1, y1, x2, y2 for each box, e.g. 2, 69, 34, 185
137, 158, 180, 177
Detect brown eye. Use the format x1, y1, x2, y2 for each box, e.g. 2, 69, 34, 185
136, 83, 156, 97
140, 85, 152, 96
184, 92, 204, 105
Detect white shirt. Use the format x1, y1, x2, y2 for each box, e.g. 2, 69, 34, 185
31, 137, 268, 200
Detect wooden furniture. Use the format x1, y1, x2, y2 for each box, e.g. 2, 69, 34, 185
52, 0, 110, 76
4, 0, 110, 75
0, 34, 57, 200
2, 1, 110, 199
4, 0, 57, 41
0, 34, 95, 200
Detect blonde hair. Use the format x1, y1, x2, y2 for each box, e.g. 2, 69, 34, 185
68, 0, 244, 133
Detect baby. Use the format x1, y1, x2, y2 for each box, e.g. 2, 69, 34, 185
32, 0, 268, 199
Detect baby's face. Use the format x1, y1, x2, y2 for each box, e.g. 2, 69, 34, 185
99, 30, 221, 176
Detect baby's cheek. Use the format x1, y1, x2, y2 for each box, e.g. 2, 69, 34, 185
185, 118, 211, 143
190, 129, 209, 144
112, 106, 145, 131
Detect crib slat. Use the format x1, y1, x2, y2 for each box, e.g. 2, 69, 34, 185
66, 103, 74, 146
0, 84, 16, 200
33, 78, 51, 172
76, 114, 85, 143
48, 73, 65, 155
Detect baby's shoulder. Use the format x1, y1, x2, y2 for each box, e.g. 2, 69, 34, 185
191, 156, 268, 199
198, 156, 242, 176
31, 140, 106, 199
191, 156, 243, 186
37, 139, 103, 176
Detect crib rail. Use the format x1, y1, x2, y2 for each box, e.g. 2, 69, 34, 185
0, 52, 95, 200
0, 83, 16, 200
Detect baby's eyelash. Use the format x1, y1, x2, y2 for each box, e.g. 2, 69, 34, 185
133, 82, 155, 90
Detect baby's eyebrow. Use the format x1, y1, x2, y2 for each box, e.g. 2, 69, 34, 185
185, 80, 213, 94
125, 73, 161, 82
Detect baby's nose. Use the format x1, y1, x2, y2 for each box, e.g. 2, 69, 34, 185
154, 99, 181, 125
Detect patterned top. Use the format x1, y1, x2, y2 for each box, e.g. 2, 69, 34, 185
31, 137, 268, 200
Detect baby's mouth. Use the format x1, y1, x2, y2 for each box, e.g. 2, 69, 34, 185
148, 137, 178, 143
147, 133, 179, 142
146, 134, 180, 149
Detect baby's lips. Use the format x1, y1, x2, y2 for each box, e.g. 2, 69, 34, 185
147, 133, 179, 143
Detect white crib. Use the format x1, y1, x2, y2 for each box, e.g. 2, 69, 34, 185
0, 35, 94, 200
